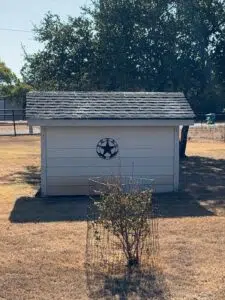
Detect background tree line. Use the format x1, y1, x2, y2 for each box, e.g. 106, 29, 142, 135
0, 61, 31, 109
1, 0, 225, 156
22, 0, 225, 114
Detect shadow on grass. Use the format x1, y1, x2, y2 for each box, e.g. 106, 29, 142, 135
9, 156, 225, 223
18, 165, 40, 186
9, 192, 214, 223
86, 267, 170, 300
154, 192, 214, 217
181, 156, 225, 215
155, 155, 225, 217
2, 165, 40, 186
9, 196, 90, 223
181, 156, 225, 200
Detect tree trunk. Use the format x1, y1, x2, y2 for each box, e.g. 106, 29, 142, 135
179, 126, 189, 159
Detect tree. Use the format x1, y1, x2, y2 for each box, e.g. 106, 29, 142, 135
22, 13, 96, 91
213, 30, 225, 110
86, 0, 178, 91
23, 1, 225, 100
0, 61, 31, 108
173, 0, 225, 111
173, 0, 225, 158
0, 61, 15, 85
22, 3, 179, 92
214, 37, 225, 87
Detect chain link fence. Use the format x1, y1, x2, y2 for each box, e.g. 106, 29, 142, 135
0, 109, 40, 136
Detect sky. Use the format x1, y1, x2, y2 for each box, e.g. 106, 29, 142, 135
0, 0, 89, 77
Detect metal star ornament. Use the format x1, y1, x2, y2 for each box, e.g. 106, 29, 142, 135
96, 138, 119, 160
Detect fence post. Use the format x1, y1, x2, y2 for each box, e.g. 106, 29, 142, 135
29, 125, 33, 135
12, 110, 16, 136
224, 124, 225, 143
4, 100, 5, 121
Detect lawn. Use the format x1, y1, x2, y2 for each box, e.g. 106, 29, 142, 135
0, 136, 225, 299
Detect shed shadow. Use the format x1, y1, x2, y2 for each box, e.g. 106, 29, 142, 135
180, 156, 225, 215
180, 156, 225, 199
154, 192, 214, 218
155, 155, 225, 217
9, 196, 90, 223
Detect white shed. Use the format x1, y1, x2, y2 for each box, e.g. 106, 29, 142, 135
26, 92, 194, 196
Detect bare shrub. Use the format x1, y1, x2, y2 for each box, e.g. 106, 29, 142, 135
86, 177, 170, 299
92, 180, 152, 268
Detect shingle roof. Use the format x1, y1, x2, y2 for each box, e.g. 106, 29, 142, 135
26, 91, 194, 120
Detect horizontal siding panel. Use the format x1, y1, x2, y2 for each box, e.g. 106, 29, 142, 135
46, 126, 173, 149
47, 185, 90, 196
47, 184, 174, 196
47, 138, 174, 149
47, 147, 173, 158
45, 126, 175, 194
47, 175, 174, 186
154, 185, 174, 193
47, 126, 173, 134
47, 166, 173, 177
47, 157, 174, 168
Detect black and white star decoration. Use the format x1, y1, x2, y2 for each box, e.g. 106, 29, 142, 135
96, 138, 119, 160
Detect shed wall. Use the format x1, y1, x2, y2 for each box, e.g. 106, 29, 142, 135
43, 126, 176, 195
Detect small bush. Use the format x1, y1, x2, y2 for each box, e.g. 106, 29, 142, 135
92, 179, 152, 268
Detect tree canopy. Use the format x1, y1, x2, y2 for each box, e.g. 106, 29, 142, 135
22, 14, 95, 91
22, 0, 225, 114
0, 61, 31, 107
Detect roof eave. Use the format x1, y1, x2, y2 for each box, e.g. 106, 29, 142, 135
27, 118, 194, 127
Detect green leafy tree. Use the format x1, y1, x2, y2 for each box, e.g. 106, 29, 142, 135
23, 1, 225, 104
0, 61, 16, 85
22, 3, 178, 91
173, 0, 225, 157
173, 0, 225, 112
86, 0, 178, 91
0, 61, 31, 108
22, 13, 95, 91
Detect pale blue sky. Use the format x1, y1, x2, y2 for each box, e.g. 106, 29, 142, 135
0, 0, 89, 77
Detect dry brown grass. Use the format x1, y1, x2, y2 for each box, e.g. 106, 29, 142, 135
186, 139, 225, 158
0, 137, 87, 299
0, 123, 40, 135
0, 136, 225, 299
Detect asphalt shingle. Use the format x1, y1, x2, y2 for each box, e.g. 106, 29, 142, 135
26, 91, 195, 120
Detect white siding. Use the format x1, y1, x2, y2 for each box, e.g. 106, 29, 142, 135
41, 127, 47, 196
44, 126, 175, 195
173, 126, 180, 191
